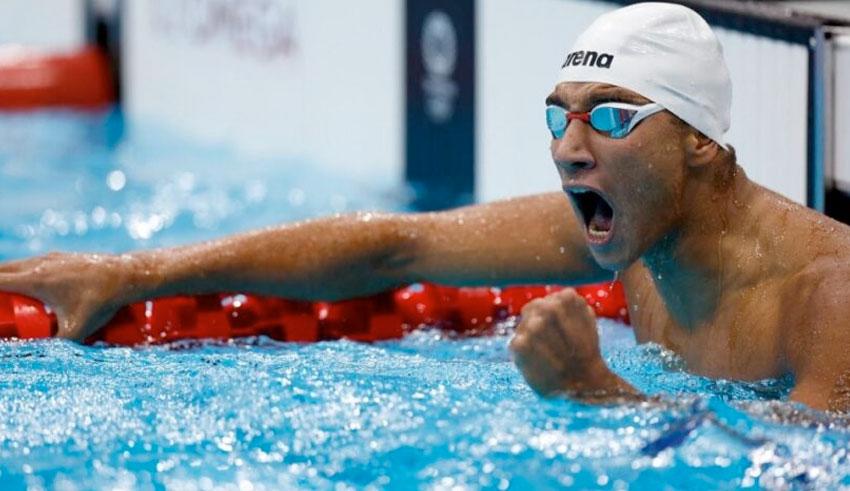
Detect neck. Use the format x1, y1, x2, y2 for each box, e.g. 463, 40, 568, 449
641, 162, 755, 328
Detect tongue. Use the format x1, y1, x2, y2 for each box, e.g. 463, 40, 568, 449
589, 204, 612, 232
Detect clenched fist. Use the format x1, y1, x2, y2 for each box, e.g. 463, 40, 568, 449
509, 288, 639, 402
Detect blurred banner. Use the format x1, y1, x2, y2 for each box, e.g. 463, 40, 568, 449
406, 0, 476, 209
122, 0, 403, 186
2, 0, 849, 214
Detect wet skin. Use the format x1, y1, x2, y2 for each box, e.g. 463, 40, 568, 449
2, 82, 850, 412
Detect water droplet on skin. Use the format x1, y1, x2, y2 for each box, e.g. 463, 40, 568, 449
559, 246, 566, 254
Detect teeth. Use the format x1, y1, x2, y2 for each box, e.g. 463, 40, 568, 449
588, 227, 609, 239
588, 221, 610, 238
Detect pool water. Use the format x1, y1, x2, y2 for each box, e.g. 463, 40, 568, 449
1, 110, 849, 490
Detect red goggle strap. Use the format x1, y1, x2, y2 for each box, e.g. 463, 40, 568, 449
566, 112, 590, 123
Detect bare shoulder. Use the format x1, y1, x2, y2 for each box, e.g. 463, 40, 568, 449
782, 259, 850, 411
780, 251, 850, 323
751, 186, 850, 302
780, 255, 850, 367
754, 185, 850, 253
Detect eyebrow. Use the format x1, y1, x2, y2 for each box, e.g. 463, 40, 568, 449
545, 89, 647, 110
544, 93, 565, 107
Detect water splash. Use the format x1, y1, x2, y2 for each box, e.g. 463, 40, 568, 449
0, 320, 846, 490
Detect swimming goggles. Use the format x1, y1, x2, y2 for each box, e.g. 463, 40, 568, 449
545, 102, 664, 139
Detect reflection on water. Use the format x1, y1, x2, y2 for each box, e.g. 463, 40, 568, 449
0, 108, 404, 259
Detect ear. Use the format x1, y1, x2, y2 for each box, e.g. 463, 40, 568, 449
684, 132, 720, 168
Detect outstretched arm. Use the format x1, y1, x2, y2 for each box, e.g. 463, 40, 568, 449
0, 192, 610, 341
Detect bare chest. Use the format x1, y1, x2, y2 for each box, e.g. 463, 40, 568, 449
625, 281, 788, 380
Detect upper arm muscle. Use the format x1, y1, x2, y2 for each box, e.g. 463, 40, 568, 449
396, 192, 610, 286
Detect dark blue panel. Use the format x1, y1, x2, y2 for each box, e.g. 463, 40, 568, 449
405, 0, 475, 211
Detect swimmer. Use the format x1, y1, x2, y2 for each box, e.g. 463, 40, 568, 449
2, 2, 850, 412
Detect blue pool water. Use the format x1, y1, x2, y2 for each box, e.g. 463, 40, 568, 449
1, 110, 849, 490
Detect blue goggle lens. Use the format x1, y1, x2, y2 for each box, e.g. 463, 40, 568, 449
589, 107, 635, 138
545, 106, 567, 139
545, 105, 639, 139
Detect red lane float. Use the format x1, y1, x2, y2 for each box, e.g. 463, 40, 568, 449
0, 45, 113, 110
0, 282, 628, 345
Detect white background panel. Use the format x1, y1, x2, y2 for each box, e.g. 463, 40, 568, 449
476, 0, 613, 201
0, 0, 84, 50
716, 28, 808, 202
123, 0, 402, 183
476, 0, 809, 204
832, 33, 850, 191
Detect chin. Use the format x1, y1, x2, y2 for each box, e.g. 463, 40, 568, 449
588, 240, 640, 272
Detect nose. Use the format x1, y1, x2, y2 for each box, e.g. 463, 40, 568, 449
551, 118, 595, 178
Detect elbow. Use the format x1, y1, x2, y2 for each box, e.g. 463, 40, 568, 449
368, 214, 421, 284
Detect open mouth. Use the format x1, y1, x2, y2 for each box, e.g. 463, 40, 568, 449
567, 188, 615, 244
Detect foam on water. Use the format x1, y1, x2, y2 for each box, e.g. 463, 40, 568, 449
0, 110, 849, 490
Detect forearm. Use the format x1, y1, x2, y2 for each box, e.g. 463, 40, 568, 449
122, 212, 412, 303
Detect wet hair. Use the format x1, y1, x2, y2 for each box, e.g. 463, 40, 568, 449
721, 144, 737, 167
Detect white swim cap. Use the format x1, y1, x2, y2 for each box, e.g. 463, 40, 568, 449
558, 2, 731, 148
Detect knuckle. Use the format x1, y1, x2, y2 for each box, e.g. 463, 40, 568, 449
522, 298, 558, 317
559, 288, 582, 303
550, 287, 573, 297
